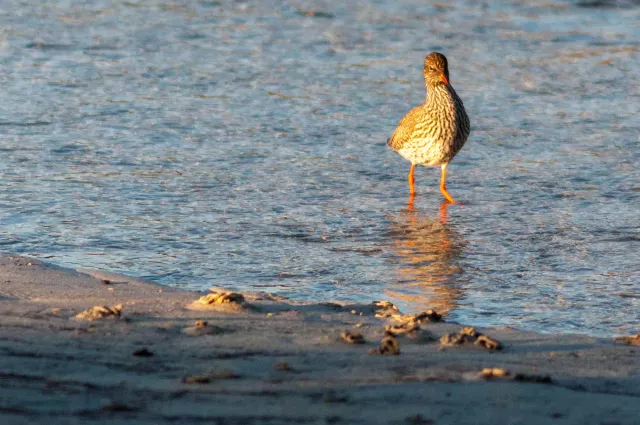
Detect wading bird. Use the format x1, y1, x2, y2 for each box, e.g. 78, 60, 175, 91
387, 52, 470, 206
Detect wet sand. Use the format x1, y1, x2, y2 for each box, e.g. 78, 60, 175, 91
1, 254, 639, 425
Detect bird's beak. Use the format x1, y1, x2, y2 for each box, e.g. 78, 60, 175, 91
440, 73, 449, 85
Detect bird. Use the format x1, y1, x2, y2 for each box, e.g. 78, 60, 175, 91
387, 52, 470, 205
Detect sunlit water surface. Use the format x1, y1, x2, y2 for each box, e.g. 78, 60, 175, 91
1, 0, 639, 336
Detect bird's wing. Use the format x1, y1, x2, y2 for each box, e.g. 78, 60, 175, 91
387, 106, 425, 151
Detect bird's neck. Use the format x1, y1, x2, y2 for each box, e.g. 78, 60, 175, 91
425, 83, 456, 109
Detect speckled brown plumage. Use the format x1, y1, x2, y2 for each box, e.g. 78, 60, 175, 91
387, 52, 470, 204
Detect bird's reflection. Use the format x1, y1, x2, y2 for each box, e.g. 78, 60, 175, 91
384, 202, 465, 315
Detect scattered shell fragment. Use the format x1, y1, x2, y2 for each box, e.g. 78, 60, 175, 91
198, 291, 245, 305
274, 362, 296, 372
182, 371, 240, 384
614, 334, 640, 345
384, 309, 441, 342
373, 300, 400, 318
440, 327, 502, 350
405, 310, 442, 324
340, 330, 365, 344
480, 368, 510, 379
182, 375, 211, 385
75, 305, 123, 321
133, 348, 154, 357
100, 402, 138, 412
461, 327, 479, 337
369, 333, 400, 356
182, 320, 226, 336
191, 290, 250, 312
385, 322, 420, 335
476, 335, 502, 350
513, 373, 552, 384
439, 332, 475, 346
405, 414, 434, 424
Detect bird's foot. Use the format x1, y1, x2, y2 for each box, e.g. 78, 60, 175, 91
407, 193, 416, 211
440, 186, 456, 204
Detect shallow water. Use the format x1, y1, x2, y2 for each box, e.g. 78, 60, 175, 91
1, 0, 639, 337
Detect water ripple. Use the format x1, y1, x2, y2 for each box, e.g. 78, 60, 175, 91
0, 0, 639, 337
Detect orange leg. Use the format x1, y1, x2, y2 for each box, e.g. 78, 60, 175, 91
408, 164, 416, 196
407, 196, 415, 211
439, 163, 456, 204
407, 164, 416, 210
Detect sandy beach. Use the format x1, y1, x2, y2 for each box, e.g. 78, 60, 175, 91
0, 254, 638, 425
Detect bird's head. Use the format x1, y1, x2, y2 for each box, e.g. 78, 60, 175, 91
423, 52, 450, 86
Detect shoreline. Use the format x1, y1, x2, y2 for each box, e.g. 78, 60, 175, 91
1, 254, 639, 424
